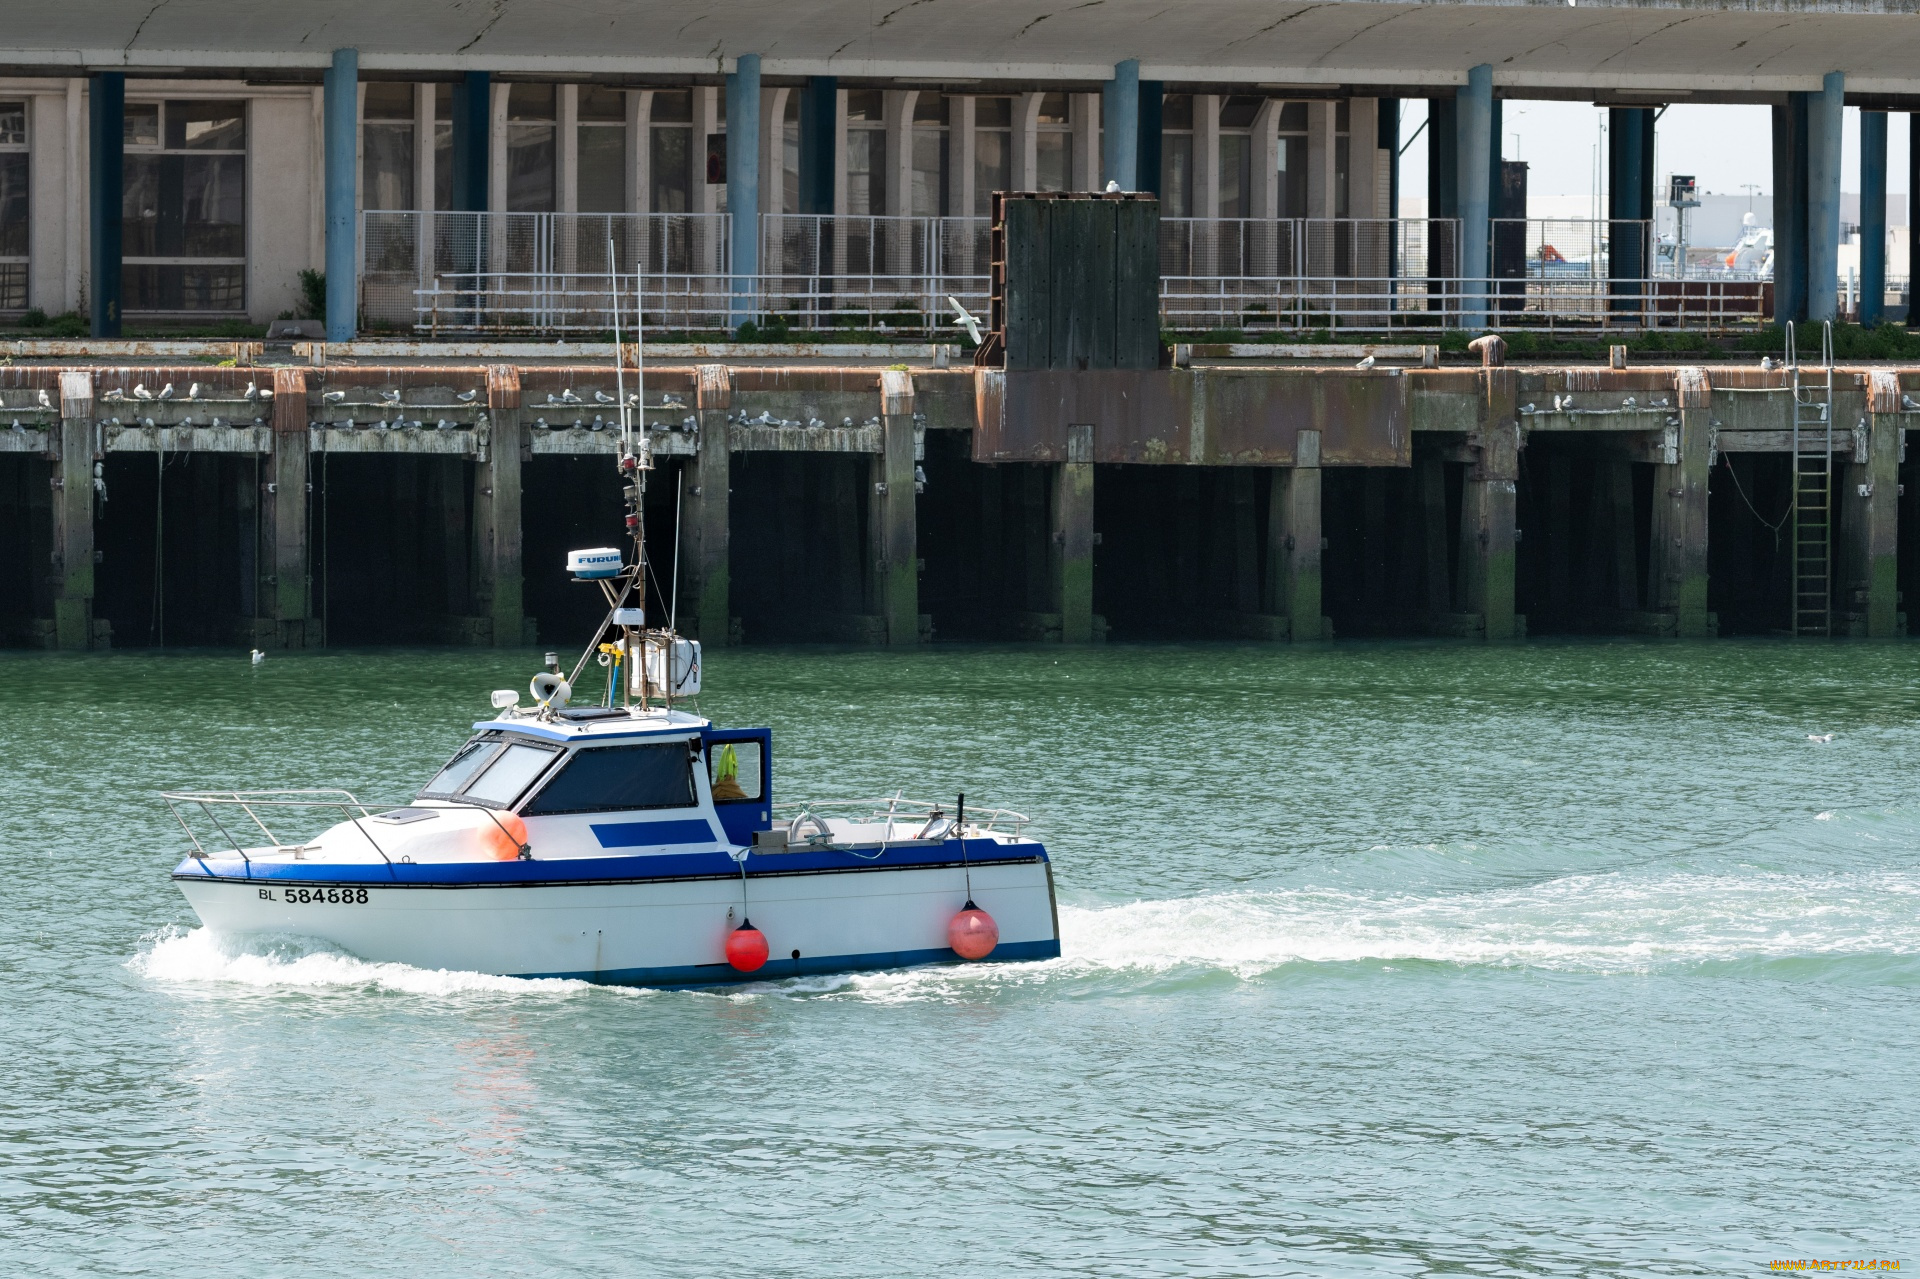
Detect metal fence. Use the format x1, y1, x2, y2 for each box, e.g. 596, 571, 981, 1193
371, 211, 1775, 336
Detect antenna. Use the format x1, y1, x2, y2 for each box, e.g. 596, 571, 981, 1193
669, 468, 684, 633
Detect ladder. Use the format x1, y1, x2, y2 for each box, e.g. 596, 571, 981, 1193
1787, 320, 1834, 636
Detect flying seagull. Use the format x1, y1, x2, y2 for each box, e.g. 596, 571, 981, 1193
948, 296, 984, 346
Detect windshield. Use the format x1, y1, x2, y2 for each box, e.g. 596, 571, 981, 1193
523, 744, 697, 816
462, 743, 561, 807
421, 736, 500, 797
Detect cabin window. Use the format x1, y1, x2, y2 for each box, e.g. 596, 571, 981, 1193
421, 736, 500, 796
707, 741, 763, 803
522, 744, 696, 815
462, 743, 561, 806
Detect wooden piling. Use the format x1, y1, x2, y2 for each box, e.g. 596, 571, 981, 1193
1857, 370, 1902, 636
875, 369, 920, 645
688, 364, 733, 644
264, 367, 315, 648
1269, 428, 1326, 641
475, 365, 525, 647
1461, 370, 1519, 639
52, 371, 95, 650
1053, 422, 1095, 643
1648, 367, 1714, 636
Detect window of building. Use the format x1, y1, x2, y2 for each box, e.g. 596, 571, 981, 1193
911, 94, 948, 217
1219, 96, 1261, 219
1035, 92, 1072, 192
650, 90, 692, 214
434, 84, 454, 211
846, 90, 886, 217
577, 85, 627, 213
507, 83, 556, 212
124, 100, 246, 312
1160, 94, 1193, 219
973, 96, 1012, 217
1276, 102, 1308, 219
0, 102, 25, 311
782, 91, 801, 214
362, 83, 415, 211
1335, 99, 1351, 219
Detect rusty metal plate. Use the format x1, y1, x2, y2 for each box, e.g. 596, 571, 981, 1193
975, 367, 1409, 466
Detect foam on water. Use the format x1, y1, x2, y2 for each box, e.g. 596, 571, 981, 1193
129, 925, 619, 999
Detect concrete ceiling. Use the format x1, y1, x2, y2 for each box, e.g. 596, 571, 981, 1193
10, 0, 1920, 97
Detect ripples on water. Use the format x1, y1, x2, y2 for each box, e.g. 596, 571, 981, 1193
4, 641, 1917, 1275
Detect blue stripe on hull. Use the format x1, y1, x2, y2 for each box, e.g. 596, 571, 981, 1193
527, 937, 1063, 987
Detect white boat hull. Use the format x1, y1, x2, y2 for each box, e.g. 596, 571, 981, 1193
174, 857, 1060, 984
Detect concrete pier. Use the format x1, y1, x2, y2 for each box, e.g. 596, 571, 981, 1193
7, 351, 1920, 649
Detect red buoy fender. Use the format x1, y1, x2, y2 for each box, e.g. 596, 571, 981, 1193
726, 920, 770, 972
948, 901, 999, 960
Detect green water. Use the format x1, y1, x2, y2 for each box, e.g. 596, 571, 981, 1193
3, 640, 1917, 1276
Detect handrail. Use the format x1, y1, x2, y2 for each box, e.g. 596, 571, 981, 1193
774, 797, 1031, 836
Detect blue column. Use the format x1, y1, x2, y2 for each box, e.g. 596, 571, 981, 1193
88, 73, 124, 338
1773, 97, 1809, 325
449, 71, 490, 213
322, 48, 358, 342
1101, 59, 1140, 189
1807, 70, 1844, 323
1136, 81, 1164, 197
797, 76, 836, 216
726, 54, 761, 330
1456, 64, 1493, 329
1860, 109, 1887, 326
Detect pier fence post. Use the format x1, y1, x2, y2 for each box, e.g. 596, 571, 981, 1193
689, 364, 733, 644
1461, 371, 1519, 640
1053, 423, 1096, 643
266, 368, 314, 647
1858, 371, 1903, 636
52, 371, 96, 649
876, 369, 921, 645
1269, 429, 1326, 641
1650, 368, 1714, 637
477, 365, 525, 647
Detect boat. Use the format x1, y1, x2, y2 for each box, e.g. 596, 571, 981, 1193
160, 293, 1061, 986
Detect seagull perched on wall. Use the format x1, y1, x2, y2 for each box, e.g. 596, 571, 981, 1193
1105, 179, 1121, 193
37, 388, 52, 408
948, 296, 984, 346
133, 384, 154, 400
662, 393, 685, 407
381, 389, 403, 406
594, 390, 616, 404
1761, 356, 1776, 371
1903, 394, 1920, 412
157, 383, 175, 400
322, 390, 346, 404
103, 388, 126, 402
456, 389, 479, 403
560, 388, 583, 404
1355, 355, 1376, 370
242, 382, 258, 401
187, 383, 203, 400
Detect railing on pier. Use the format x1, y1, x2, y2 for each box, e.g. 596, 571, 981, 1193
369, 210, 1773, 336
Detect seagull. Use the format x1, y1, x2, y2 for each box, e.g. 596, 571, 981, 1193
157, 383, 175, 400
948, 296, 984, 346
1807, 733, 1834, 744
863, 416, 880, 427
436, 419, 450, 431
1105, 179, 1121, 193
1622, 397, 1637, 409
455, 389, 479, 403
133, 384, 154, 400
841, 416, 853, 427
876, 320, 892, 334
103, 388, 126, 402
187, 383, 203, 400
594, 390, 616, 404
322, 390, 346, 404
560, 388, 583, 404
682, 416, 697, 430
259, 387, 273, 400
545, 393, 560, 406
534, 417, 548, 430
1552, 395, 1566, 411
250, 649, 265, 665
242, 382, 258, 401
627, 393, 643, 406
591, 416, 604, 430
380, 389, 403, 406
1761, 356, 1776, 371
1519, 402, 1536, 414
662, 393, 685, 407
807, 417, 826, 429
1904, 394, 1920, 412
36, 388, 52, 409
1356, 354, 1376, 370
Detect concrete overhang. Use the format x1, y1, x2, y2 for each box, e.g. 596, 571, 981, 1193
8, 0, 1920, 99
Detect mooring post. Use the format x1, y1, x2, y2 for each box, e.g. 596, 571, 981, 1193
1856, 370, 1903, 636
474, 365, 525, 647
1053, 422, 1096, 643
1269, 428, 1326, 641
1461, 371, 1520, 639
1649, 367, 1714, 636
874, 369, 921, 645
266, 367, 313, 647
688, 364, 733, 645
51, 371, 96, 650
